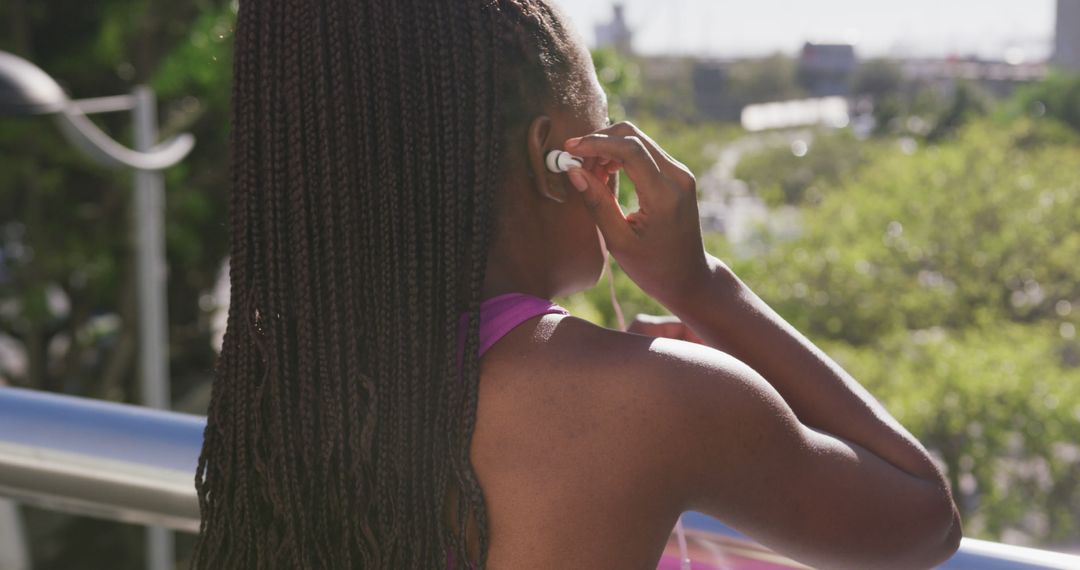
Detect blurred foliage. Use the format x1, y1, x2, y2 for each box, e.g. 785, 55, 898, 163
734, 129, 887, 207
0, 0, 234, 404
735, 119, 1080, 345
926, 81, 993, 141
1004, 72, 1080, 133
599, 50, 808, 122
851, 58, 907, 134
1, 0, 235, 568
727, 53, 805, 104
591, 47, 641, 122
636, 57, 699, 121
852, 59, 906, 99
850, 61, 1004, 140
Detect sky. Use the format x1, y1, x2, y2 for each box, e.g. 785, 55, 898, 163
553, 0, 1057, 61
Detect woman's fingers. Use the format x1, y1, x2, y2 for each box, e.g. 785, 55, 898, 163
602, 122, 696, 188
565, 122, 695, 210
561, 123, 710, 314
566, 167, 635, 252
565, 134, 667, 202
585, 157, 612, 187
568, 121, 693, 186
627, 314, 681, 336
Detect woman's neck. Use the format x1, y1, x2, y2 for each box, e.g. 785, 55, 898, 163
481, 261, 554, 302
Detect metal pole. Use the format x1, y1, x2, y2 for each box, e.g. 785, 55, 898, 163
0, 498, 30, 570
132, 84, 173, 570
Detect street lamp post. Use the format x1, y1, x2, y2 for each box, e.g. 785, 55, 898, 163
0, 50, 195, 570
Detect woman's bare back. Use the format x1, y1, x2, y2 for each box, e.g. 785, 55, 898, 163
448, 313, 693, 568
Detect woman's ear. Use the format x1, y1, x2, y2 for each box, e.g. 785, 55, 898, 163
526, 115, 568, 204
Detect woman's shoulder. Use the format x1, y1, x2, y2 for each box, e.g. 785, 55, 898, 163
489, 313, 753, 397
481, 312, 727, 394
476, 313, 766, 488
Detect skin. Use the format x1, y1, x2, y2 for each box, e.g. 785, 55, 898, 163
448, 10, 962, 570
479, 72, 613, 302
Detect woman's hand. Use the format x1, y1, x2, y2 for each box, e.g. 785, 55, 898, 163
564, 122, 714, 313
626, 314, 705, 344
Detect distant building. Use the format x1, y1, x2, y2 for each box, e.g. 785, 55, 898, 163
1055, 0, 1080, 70
797, 42, 858, 97
595, 3, 634, 54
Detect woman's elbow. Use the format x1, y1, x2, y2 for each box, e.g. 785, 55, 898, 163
867, 483, 963, 570
931, 506, 964, 566
811, 490, 963, 570
908, 489, 963, 569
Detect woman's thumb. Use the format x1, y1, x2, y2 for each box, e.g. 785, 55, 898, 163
567, 168, 631, 249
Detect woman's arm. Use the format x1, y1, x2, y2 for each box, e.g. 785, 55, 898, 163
564, 121, 962, 564
669, 255, 954, 489
618, 335, 960, 569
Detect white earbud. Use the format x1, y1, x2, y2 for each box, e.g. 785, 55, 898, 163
545, 149, 583, 173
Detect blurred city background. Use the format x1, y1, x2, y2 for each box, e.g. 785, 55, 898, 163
0, 0, 1078, 568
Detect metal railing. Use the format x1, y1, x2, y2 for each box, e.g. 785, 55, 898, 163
0, 386, 200, 533
2, 385, 1078, 569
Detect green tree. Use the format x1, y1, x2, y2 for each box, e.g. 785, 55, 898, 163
927, 81, 993, 141
851, 58, 905, 99
591, 47, 641, 122
851, 58, 908, 135
734, 129, 885, 207
0, 0, 233, 403
1005, 72, 1080, 133
1, 1, 236, 568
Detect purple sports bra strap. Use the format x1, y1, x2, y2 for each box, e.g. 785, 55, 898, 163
455, 293, 570, 376
476, 293, 570, 357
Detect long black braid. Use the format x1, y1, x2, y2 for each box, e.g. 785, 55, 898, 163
189, 0, 588, 568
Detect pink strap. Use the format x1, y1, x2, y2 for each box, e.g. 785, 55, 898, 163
455, 293, 569, 374
475, 293, 570, 357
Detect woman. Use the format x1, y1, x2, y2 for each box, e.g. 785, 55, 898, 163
191, 0, 962, 568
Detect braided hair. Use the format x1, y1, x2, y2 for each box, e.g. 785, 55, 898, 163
190, 0, 589, 568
